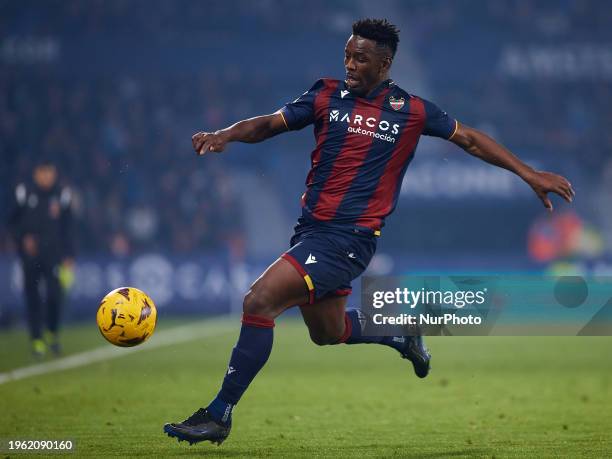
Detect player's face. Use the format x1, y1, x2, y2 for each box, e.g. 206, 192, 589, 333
344, 35, 391, 96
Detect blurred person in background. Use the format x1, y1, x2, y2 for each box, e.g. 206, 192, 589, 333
7, 158, 75, 359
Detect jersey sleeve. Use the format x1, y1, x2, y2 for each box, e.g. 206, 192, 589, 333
279, 79, 326, 131
421, 98, 458, 139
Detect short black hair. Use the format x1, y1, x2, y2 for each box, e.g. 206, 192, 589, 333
352, 18, 400, 57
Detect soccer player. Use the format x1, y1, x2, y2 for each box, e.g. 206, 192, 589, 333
164, 18, 575, 445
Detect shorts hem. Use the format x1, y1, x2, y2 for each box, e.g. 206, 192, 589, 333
281, 253, 315, 304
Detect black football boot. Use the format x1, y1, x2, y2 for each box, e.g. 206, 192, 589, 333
164, 408, 230, 446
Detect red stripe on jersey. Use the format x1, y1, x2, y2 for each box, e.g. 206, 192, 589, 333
356, 97, 426, 229
312, 89, 391, 221
303, 80, 340, 200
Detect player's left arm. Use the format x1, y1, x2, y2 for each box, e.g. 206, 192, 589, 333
449, 123, 575, 211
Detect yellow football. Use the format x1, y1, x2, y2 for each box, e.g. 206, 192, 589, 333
96, 287, 157, 347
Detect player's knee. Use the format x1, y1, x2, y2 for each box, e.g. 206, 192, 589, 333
309, 332, 331, 346
308, 328, 342, 346
243, 288, 276, 317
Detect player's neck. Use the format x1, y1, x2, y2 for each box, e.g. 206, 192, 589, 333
364, 76, 391, 97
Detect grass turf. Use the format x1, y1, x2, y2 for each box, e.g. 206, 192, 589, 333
0, 318, 611, 458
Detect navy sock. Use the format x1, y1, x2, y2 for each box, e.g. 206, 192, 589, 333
341, 309, 406, 351
206, 314, 274, 425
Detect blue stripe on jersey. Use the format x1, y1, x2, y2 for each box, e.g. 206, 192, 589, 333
387, 147, 417, 217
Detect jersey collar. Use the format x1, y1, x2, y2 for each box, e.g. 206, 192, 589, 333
345, 79, 395, 100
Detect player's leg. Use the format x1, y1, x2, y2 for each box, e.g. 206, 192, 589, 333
299, 295, 347, 345
42, 260, 63, 355
300, 296, 431, 378
22, 257, 45, 358
287, 226, 431, 377
205, 257, 308, 419
300, 296, 388, 346
164, 256, 309, 445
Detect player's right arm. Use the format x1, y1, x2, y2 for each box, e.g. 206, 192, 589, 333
192, 112, 288, 155
193, 79, 324, 156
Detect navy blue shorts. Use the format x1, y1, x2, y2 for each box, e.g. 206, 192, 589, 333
281, 220, 378, 304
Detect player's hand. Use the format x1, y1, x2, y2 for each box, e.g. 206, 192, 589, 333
192, 131, 229, 155
525, 170, 575, 211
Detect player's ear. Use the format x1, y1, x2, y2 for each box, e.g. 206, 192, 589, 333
380, 55, 392, 74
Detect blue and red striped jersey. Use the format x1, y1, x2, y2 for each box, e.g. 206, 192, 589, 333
280, 78, 457, 232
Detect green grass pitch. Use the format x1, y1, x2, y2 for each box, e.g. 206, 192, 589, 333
0, 317, 611, 458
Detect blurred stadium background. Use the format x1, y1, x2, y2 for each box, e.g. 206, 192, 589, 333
1, 0, 611, 319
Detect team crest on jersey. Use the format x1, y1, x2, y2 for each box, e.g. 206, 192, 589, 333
389, 96, 405, 111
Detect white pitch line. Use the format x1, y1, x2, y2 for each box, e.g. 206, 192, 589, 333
0, 317, 238, 385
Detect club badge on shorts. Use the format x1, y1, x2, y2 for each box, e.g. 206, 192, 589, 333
389, 96, 405, 111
